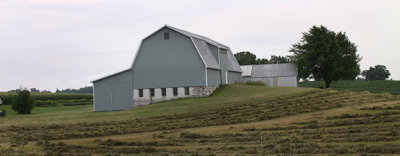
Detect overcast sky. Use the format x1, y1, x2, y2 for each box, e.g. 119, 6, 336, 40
1, 0, 399, 92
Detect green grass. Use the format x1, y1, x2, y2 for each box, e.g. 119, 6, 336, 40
299, 80, 400, 95
0, 85, 312, 125
0, 105, 91, 117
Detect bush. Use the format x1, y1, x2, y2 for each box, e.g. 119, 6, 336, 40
12, 89, 34, 114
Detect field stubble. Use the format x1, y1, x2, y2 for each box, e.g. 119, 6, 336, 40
0, 87, 399, 155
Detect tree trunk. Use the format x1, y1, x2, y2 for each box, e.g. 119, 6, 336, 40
324, 79, 331, 88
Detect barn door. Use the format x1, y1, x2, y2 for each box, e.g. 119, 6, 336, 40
111, 81, 130, 110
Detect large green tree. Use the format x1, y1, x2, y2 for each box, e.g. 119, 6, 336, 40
361, 65, 391, 80
290, 25, 361, 88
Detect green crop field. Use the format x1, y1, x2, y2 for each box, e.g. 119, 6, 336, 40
299, 80, 400, 95
0, 92, 92, 108
0, 84, 400, 155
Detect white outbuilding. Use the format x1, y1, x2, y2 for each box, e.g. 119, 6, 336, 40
240, 63, 298, 87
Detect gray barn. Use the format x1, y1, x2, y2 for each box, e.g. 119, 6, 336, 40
92, 25, 242, 111
241, 63, 298, 87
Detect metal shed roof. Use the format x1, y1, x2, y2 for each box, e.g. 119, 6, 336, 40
240, 63, 298, 78
91, 68, 131, 83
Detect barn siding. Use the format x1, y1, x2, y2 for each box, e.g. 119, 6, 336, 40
227, 71, 242, 84
93, 70, 132, 111
132, 27, 205, 89
207, 68, 221, 87
277, 76, 298, 87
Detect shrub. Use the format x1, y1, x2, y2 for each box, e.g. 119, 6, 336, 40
12, 89, 34, 114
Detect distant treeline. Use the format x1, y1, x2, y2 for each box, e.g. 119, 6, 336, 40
56, 86, 93, 94
0, 92, 92, 105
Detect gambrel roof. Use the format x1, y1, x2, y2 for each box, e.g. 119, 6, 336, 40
166, 25, 242, 72
132, 25, 242, 73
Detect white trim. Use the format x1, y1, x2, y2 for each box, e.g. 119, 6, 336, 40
226, 71, 228, 84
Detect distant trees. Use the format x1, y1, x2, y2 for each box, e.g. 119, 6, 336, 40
268, 55, 291, 64
234, 51, 291, 65
56, 86, 93, 93
8, 88, 51, 93
12, 88, 34, 114
8, 86, 93, 94
290, 25, 361, 88
361, 65, 391, 80
30, 88, 40, 93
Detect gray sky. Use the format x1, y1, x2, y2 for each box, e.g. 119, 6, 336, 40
1, 0, 399, 92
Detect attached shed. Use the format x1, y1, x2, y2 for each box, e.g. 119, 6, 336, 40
240, 63, 298, 87
92, 69, 133, 111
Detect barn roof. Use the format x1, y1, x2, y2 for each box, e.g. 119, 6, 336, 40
166, 25, 242, 72
240, 63, 298, 78
91, 68, 131, 83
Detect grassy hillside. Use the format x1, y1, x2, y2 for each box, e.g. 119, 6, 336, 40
0, 85, 310, 125
299, 80, 400, 95
0, 84, 399, 155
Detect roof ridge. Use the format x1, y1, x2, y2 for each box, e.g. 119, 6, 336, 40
166, 25, 228, 48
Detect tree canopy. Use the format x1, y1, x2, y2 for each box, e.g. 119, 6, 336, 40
234, 51, 257, 65
234, 51, 290, 65
290, 25, 361, 88
361, 65, 391, 80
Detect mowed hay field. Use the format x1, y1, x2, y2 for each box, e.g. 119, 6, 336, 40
1, 85, 400, 155
299, 80, 400, 95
